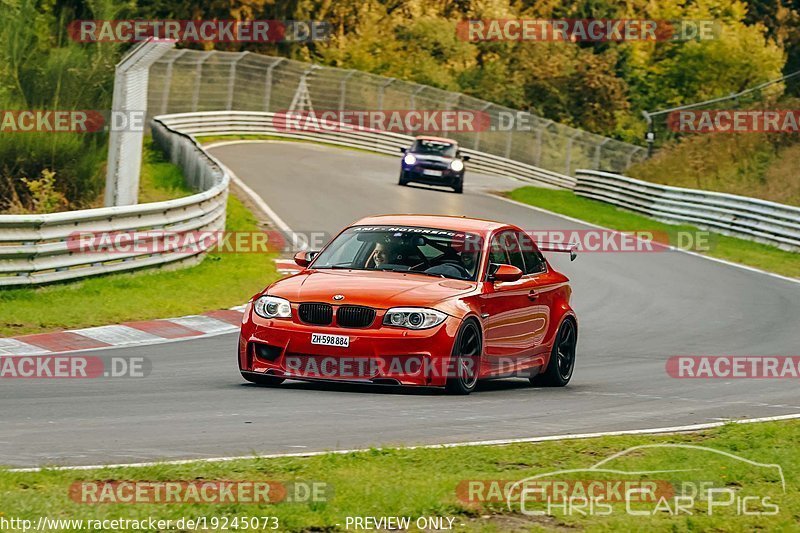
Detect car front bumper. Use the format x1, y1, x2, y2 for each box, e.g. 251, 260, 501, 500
403, 166, 463, 186
238, 305, 462, 387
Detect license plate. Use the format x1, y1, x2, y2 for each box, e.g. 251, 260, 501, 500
423, 169, 443, 176
311, 333, 350, 347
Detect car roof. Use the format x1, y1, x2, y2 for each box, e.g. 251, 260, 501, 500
414, 135, 458, 144
351, 214, 511, 235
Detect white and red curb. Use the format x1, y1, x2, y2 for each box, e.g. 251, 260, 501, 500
0, 259, 303, 356
0, 308, 246, 356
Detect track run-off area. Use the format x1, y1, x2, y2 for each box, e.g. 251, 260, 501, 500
2, 140, 799, 468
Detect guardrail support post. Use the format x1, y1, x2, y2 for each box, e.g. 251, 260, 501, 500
225, 55, 244, 110
473, 103, 492, 151
377, 78, 395, 111
192, 52, 214, 113
409, 85, 426, 111
263, 58, 284, 112
104, 39, 173, 207
339, 70, 356, 112
594, 138, 610, 170
564, 131, 580, 176
504, 129, 513, 159
535, 121, 552, 167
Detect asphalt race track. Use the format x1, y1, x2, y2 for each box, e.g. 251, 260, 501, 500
2, 141, 799, 468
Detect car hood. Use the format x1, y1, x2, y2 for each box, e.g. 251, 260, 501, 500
266, 269, 476, 309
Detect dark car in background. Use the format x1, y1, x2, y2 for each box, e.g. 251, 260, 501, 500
399, 136, 470, 194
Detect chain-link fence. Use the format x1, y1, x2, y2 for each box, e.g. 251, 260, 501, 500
147, 49, 646, 176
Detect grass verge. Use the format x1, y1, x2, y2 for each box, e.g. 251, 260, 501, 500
0, 143, 280, 337
505, 186, 800, 279
137, 138, 193, 203
1, 419, 796, 532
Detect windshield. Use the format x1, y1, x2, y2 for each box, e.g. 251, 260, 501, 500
312, 225, 483, 281
411, 139, 457, 157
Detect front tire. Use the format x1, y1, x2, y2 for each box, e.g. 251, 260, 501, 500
531, 319, 576, 387
399, 171, 409, 186
453, 177, 463, 194
242, 372, 285, 387
446, 320, 482, 395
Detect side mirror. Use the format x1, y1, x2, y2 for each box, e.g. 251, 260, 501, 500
489, 264, 523, 282
462, 155, 471, 162
399, 147, 407, 153
294, 250, 318, 268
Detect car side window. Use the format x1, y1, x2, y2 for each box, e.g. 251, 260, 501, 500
502, 232, 526, 272
487, 231, 524, 273
516, 231, 547, 274
488, 236, 508, 265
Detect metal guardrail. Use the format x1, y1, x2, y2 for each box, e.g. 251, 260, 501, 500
575, 170, 800, 251
3, 110, 796, 287
0, 119, 229, 286
158, 111, 799, 251
156, 111, 577, 189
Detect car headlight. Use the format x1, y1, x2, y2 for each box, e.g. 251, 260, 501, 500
254, 295, 292, 319
450, 159, 464, 172
383, 307, 447, 329
403, 153, 416, 166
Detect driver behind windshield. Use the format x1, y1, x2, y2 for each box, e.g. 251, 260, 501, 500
370, 240, 421, 269
371, 241, 397, 267
313, 227, 481, 281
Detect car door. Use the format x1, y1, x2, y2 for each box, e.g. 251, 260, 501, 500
515, 230, 554, 366
479, 231, 540, 376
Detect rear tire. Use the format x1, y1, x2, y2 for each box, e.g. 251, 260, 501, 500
242, 372, 285, 387
446, 320, 482, 395
530, 319, 576, 387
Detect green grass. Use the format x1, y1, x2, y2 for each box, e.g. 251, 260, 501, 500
1, 420, 797, 532
137, 139, 192, 203
0, 149, 280, 336
629, 126, 800, 207
506, 187, 800, 279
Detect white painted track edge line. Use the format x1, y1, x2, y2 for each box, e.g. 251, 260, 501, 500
205, 142, 298, 239
10, 412, 800, 472
491, 193, 800, 286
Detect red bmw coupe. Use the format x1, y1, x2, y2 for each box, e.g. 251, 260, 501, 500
238, 215, 577, 394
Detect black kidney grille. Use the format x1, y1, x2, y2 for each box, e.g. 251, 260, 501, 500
336, 306, 376, 328
298, 303, 333, 325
